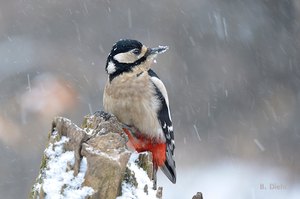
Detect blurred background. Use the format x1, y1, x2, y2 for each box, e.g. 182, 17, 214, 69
0, 0, 300, 198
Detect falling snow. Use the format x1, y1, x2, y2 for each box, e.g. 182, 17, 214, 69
1, 1, 300, 199
254, 139, 265, 152
193, 124, 201, 142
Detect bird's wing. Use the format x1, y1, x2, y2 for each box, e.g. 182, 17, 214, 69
148, 69, 176, 183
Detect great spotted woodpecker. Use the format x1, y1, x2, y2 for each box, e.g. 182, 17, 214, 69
103, 39, 176, 186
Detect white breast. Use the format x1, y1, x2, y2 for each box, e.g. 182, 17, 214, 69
103, 71, 165, 141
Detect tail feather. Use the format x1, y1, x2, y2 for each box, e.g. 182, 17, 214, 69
160, 147, 176, 183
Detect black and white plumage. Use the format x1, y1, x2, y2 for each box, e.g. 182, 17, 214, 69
103, 39, 176, 184
147, 69, 176, 183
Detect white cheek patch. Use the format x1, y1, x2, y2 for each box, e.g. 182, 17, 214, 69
106, 61, 116, 74
114, 52, 137, 64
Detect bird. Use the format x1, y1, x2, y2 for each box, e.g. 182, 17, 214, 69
103, 39, 176, 187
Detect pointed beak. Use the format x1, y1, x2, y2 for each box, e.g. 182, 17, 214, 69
147, 45, 169, 56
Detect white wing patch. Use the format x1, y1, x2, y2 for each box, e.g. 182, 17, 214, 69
163, 123, 167, 128
106, 61, 116, 74
167, 125, 173, 132
150, 76, 172, 121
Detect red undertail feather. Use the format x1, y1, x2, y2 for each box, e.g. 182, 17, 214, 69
123, 128, 166, 167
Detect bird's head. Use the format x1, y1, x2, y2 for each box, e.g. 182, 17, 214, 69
105, 39, 168, 78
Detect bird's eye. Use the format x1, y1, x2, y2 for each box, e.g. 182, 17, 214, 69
132, 48, 140, 55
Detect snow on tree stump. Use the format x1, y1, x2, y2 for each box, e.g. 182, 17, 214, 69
30, 111, 163, 199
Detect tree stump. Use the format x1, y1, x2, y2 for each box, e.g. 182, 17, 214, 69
30, 111, 162, 199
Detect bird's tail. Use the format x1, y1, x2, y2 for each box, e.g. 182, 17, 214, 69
160, 146, 176, 183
